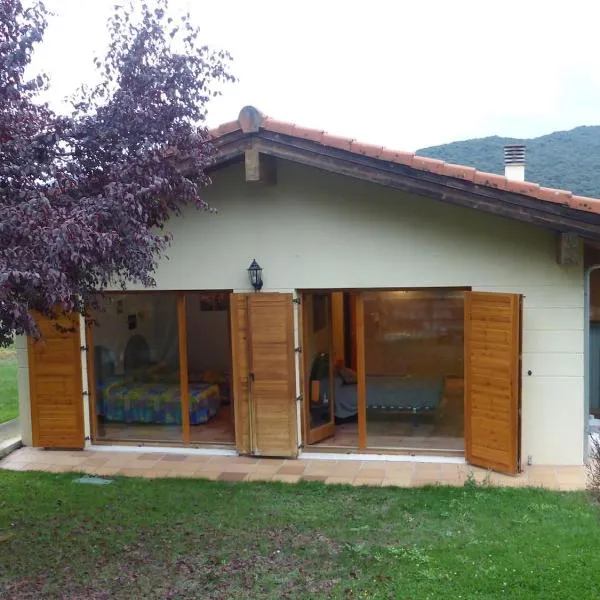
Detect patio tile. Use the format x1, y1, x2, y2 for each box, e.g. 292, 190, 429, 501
353, 477, 383, 487
559, 482, 587, 491
382, 478, 413, 487
2, 462, 35, 471
218, 472, 248, 482
325, 476, 355, 485
278, 464, 306, 475
120, 468, 155, 478
137, 453, 165, 461
91, 467, 122, 476
301, 475, 327, 482
143, 470, 172, 479
190, 470, 221, 481
271, 474, 301, 484
80, 456, 111, 467
158, 454, 187, 462
526, 477, 559, 489
231, 456, 261, 465
246, 472, 274, 482
159, 461, 200, 473
331, 463, 363, 476
44, 464, 75, 473
357, 468, 386, 479
256, 458, 286, 468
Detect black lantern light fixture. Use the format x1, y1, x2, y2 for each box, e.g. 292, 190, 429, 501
248, 259, 263, 291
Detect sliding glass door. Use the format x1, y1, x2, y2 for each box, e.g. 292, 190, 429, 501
91, 293, 183, 443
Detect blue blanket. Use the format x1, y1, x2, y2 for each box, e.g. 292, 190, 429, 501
321, 375, 444, 420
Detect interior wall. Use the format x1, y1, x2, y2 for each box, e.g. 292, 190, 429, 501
363, 290, 464, 378
93, 294, 176, 373
185, 295, 231, 374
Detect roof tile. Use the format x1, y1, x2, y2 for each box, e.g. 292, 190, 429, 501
473, 172, 508, 191
298, 128, 325, 144
322, 134, 355, 151
569, 196, 600, 214
208, 107, 600, 215
534, 187, 571, 205
412, 157, 449, 176
441, 164, 477, 182
264, 119, 297, 137
379, 148, 414, 166
351, 142, 384, 159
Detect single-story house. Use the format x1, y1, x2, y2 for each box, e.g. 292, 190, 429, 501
16, 106, 600, 474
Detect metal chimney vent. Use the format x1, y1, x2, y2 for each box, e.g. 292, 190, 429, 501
504, 144, 526, 165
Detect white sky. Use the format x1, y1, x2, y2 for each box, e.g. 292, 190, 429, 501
31, 0, 600, 151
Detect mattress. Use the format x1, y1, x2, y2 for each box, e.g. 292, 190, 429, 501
322, 375, 444, 420
96, 377, 221, 425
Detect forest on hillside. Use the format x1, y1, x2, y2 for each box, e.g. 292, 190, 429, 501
418, 126, 600, 198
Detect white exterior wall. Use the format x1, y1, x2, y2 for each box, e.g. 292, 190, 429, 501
137, 160, 584, 466
15, 335, 32, 446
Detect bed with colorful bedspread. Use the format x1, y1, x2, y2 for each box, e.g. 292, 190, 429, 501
96, 376, 221, 425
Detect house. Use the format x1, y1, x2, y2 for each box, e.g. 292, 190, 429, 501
15, 106, 600, 475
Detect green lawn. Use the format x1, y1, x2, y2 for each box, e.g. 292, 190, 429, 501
0, 350, 18, 424
1, 473, 600, 599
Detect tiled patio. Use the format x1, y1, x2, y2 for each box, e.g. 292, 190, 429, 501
0, 446, 588, 490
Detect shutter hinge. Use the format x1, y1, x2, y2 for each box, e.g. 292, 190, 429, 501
295, 346, 302, 353
82, 391, 89, 396
296, 394, 303, 403
80, 345, 89, 351
292, 297, 301, 305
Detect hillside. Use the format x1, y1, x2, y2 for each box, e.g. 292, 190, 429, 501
417, 126, 600, 198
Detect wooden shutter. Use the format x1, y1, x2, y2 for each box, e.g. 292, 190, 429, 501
464, 292, 522, 474
29, 313, 84, 449
230, 293, 297, 457
248, 293, 297, 457
230, 294, 251, 454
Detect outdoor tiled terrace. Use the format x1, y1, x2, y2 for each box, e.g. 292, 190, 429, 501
0, 447, 588, 490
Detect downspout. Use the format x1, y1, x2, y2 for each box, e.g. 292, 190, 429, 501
584, 264, 600, 461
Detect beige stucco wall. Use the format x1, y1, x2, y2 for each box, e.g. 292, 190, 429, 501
15, 335, 32, 446
16, 160, 579, 462
137, 160, 583, 466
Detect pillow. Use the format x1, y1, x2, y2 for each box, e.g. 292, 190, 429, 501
338, 366, 357, 385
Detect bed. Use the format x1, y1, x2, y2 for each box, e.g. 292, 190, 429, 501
326, 374, 444, 420
94, 337, 221, 425
310, 353, 444, 420
96, 376, 220, 425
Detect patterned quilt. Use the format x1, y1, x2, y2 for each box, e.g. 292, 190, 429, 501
97, 377, 221, 425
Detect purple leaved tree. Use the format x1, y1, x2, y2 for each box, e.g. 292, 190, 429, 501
0, 0, 234, 346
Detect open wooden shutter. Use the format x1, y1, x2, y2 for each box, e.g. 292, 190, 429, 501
464, 292, 522, 474
230, 293, 297, 457
248, 293, 297, 457
29, 312, 84, 449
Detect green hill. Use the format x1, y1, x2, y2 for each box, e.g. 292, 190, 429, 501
417, 126, 600, 198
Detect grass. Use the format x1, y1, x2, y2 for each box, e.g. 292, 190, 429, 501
0, 346, 18, 424
1, 473, 600, 599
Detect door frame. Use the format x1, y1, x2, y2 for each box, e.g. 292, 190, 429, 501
299, 286, 471, 455
300, 291, 336, 445
86, 289, 235, 448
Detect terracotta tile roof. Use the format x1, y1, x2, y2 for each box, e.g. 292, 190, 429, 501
209, 106, 600, 215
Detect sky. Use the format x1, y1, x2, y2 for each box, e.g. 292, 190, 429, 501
30, 0, 600, 151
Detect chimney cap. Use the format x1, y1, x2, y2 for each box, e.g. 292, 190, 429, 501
504, 144, 526, 165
